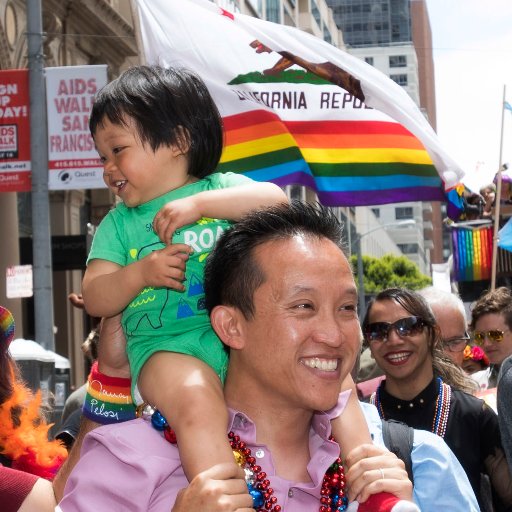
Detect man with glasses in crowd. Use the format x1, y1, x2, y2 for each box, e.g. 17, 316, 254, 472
470, 287, 512, 472
471, 287, 512, 388
418, 287, 494, 391
419, 287, 471, 367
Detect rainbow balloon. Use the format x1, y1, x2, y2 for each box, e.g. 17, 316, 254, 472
451, 226, 493, 281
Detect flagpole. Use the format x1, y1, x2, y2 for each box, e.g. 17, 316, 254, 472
491, 84, 507, 290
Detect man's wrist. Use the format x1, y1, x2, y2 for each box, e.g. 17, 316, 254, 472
82, 361, 136, 425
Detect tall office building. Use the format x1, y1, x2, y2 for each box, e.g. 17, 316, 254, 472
325, 0, 445, 270
330, 0, 412, 47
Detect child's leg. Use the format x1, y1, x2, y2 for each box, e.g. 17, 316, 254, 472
138, 351, 241, 480
333, 375, 405, 512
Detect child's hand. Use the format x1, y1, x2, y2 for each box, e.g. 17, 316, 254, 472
140, 243, 192, 291
153, 197, 201, 245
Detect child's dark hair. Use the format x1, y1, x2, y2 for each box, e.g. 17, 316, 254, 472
89, 65, 223, 179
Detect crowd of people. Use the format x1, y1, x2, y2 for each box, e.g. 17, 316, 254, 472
3, 202, 512, 511
1, 64, 512, 511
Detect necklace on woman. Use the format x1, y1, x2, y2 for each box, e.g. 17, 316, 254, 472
141, 406, 349, 512
370, 376, 452, 438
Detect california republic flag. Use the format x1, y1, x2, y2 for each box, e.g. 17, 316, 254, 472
132, 0, 463, 206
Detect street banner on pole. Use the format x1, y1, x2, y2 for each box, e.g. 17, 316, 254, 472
46, 65, 108, 190
133, 0, 464, 207
0, 69, 31, 192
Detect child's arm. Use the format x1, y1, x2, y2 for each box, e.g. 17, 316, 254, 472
153, 182, 287, 244
82, 244, 191, 318
333, 375, 413, 512
332, 374, 373, 462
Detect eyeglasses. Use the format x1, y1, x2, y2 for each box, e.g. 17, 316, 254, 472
364, 316, 427, 343
473, 329, 508, 345
442, 332, 471, 352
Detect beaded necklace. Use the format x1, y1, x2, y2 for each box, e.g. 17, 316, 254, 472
143, 406, 348, 512
370, 377, 452, 438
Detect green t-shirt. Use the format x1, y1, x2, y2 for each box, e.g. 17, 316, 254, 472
87, 172, 252, 393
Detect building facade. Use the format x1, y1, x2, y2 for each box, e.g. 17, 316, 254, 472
326, 0, 444, 273
1, 0, 137, 387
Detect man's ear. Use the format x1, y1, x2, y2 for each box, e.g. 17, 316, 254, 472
210, 305, 246, 350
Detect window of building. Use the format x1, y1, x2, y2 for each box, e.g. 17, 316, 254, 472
371, 208, 380, 218
390, 73, 408, 86
283, 4, 295, 26
311, 0, 321, 28
266, 0, 280, 23
323, 25, 332, 44
389, 55, 407, 67
365, 56, 374, 65
397, 243, 419, 254
395, 206, 413, 220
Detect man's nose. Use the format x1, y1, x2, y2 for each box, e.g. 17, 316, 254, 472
311, 315, 343, 347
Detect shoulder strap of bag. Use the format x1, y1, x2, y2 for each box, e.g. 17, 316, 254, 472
381, 419, 414, 485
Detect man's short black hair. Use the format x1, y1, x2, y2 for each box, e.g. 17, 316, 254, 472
89, 65, 223, 179
204, 201, 346, 318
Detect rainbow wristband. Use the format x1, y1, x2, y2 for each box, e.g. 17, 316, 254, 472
82, 361, 136, 424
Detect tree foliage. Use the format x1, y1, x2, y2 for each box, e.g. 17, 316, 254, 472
350, 253, 432, 294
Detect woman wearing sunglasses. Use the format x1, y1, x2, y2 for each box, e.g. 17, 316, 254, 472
363, 288, 512, 512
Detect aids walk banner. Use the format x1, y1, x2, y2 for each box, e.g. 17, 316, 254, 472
133, 0, 464, 207
46, 65, 107, 190
0, 69, 31, 192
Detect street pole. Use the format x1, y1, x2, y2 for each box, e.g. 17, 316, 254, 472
356, 235, 365, 319
27, 0, 55, 351
491, 84, 507, 291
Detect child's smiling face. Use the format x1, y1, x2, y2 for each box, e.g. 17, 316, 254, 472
94, 116, 190, 207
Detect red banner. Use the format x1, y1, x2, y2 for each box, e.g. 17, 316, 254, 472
0, 69, 31, 192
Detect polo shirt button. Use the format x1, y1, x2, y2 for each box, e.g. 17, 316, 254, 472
288, 489, 294, 498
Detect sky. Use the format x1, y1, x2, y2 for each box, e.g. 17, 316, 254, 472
425, 0, 512, 192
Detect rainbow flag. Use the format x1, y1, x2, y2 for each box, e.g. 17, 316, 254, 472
134, 0, 464, 206
451, 225, 493, 281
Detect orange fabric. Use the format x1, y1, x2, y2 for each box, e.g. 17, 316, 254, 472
0, 371, 67, 480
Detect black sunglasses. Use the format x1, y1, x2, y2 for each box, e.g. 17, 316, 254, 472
364, 316, 427, 343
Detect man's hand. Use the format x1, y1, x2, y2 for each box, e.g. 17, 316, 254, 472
345, 444, 413, 504
172, 463, 253, 512
153, 197, 201, 245
140, 244, 192, 291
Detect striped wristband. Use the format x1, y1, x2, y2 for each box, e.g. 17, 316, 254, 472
82, 361, 136, 424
